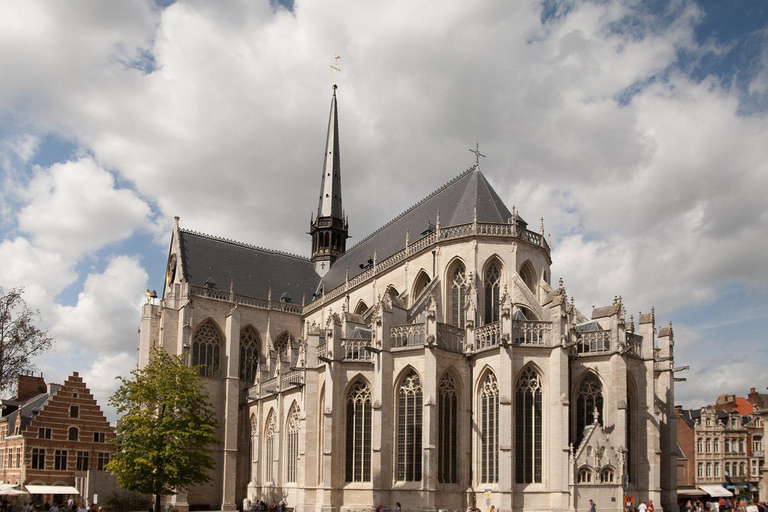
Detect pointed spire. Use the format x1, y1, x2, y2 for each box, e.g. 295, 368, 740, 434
317, 85, 343, 220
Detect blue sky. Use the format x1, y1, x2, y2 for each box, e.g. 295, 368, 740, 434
0, 0, 766, 421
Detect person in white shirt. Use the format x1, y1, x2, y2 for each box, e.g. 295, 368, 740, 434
638, 501, 647, 512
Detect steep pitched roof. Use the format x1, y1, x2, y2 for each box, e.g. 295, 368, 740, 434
178, 229, 320, 303
320, 168, 515, 291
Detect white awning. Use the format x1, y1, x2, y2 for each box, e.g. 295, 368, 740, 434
698, 485, 733, 498
678, 488, 707, 496
25, 485, 80, 495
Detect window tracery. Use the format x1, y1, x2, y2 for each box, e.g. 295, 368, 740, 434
397, 370, 423, 481
515, 366, 542, 483
450, 263, 468, 328
239, 327, 260, 383
480, 371, 499, 483
264, 411, 276, 483
575, 372, 603, 446
274, 332, 293, 353
484, 261, 501, 324
438, 372, 458, 484
346, 379, 372, 482
192, 321, 221, 378
286, 403, 301, 483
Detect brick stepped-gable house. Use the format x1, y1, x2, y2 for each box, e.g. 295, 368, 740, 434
0, 373, 115, 495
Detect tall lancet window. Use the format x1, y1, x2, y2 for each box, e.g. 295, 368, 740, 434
438, 372, 459, 484
451, 263, 468, 328
286, 403, 301, 483
264, 411, 276, 483
192, 321, 221, 378
397, 370, 423, 481
515, 366, 542, 483
626, 376, 636, 483
346, 380, 372, 482
575, 372, 604, 446
480, 371, 499, 483
239, 327, 260, 383
484, 261, 501, 324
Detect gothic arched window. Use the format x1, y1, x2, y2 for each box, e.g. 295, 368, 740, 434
274, 332, 293, 353
397, 370, 423, 482
600, 467, 615, 483
450, 262, 468, 328
192, 321, 221, 378
438, 372, 458, 484
484, 261, 501, 324
239, 327, 260, 384
480, 371, 499, 483
577, 467, 592, 483
264, 411, 276, 483
346, 380, 372, 482
575, 372, 603, 446
354, 301, 369, 315
515, 366, 542, 483
286, 403, 301, 483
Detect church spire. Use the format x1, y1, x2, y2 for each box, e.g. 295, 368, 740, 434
317, 85, 343, 220
310, 63, 348, 277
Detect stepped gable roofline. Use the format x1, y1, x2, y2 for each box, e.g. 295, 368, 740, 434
346, 166, 475, 253
179, 228, 310, 261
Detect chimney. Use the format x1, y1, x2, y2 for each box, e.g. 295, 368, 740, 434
16, 373, 47, 401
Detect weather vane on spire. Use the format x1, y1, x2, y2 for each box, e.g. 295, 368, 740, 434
331, 54, 341, 87
469, 142, 485, 168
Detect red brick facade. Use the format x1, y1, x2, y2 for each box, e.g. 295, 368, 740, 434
0, 373, 115, 487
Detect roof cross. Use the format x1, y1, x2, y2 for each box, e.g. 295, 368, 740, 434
331, 54, 341, 86
469, 142, 485, 168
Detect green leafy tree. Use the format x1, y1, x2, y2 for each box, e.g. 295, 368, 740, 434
109, 348, 220, 512
0, 287, 54, 396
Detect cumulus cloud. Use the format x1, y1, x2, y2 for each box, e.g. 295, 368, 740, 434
17, 157, 153, 259
1, 0, 767, 413
52, 255, 148, 353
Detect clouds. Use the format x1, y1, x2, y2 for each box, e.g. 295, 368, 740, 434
0, 0, 767, 417
18, 157, 153, 259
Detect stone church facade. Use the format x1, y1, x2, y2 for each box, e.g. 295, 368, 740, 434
137, 85, 679, 512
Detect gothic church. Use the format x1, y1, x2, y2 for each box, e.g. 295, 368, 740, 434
137, 84, 679, 512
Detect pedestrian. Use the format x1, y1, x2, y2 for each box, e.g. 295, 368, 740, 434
589, 500, 597, 512
638, 501, 647, 512
395, 503, 401, 512
278, 500, 285, 512
648, 500, 655, 512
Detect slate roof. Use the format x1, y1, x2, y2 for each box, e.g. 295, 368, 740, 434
320, 167, 516, 291
178, 230, 321, 304
2, 393, 51, 436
